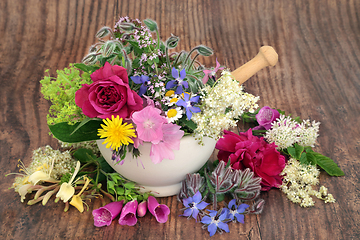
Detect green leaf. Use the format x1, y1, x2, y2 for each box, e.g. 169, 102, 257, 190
115, 186, 125, 195
311, 152, 345, 176
306, 151, 317, 165
287, 144, 304, 160
49, 120, 102, 143
74, 63, 99, 73
299, 152, 308, 164
73, 148, 96, 163
124, 182, 136, 189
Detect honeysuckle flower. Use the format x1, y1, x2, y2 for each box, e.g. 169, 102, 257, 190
149, 123, 184, 164
147, 196, 170, 223
137, 200, 147, 217
28, 157, 56, 185
131, 105, 167, 144
131, 75, 151, 96
70, 177, 91, 213
18, 184, 33, 203
181, 191, 209, 221
225, 199, 249, 223
56, 161, 81, 203
118, 200, 138, 226
202, 58, 225, 84
176, 92, 201, 120
92, 200, 124, 227
166, 67, 188, 94
201, 209, 230, 237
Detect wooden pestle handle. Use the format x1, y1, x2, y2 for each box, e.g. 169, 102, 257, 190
231, 46, 278, 85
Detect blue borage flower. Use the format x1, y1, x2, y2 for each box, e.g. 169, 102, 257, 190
131, 75, 151, 96
201, 209, 230, 237
181, 191, 209, 221
166, 67, 188, 94
176, 92, 201, 120
225, 199, 249, 223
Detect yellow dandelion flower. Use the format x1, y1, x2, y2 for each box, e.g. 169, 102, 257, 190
97, 115, 136, 151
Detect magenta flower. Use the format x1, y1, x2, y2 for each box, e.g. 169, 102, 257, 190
147, 196, 170, 223
92, 200, 124, 227
131, 105, 167, 144
202, 58, 225, 84
137, 201, 147, 217
254, 106, 280, 130
216, 129, 286, 191
150, 123, 184, 164
75, 62, 143, 119
118, 200, 138, 226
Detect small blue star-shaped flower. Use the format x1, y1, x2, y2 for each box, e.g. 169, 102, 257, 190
181, 191, 209, 221
226, 199, 249, 223
201, 209, 230, 237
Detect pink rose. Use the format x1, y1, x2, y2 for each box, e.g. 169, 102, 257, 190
75, 62, 143, 119
254, 106, 280, 130
215, 129, 285, 191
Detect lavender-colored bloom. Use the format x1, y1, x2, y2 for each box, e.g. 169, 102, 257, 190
166, 67, 188, 94
147, 196, 170, 223
92, 201, 124, 227
181, 191, 209, 221
176, 93, 201, 120
201, 210, 230, 237
118, 200, 138, 226
225, 199, 249, 223
254, 106, 280, 130
137, 200, 147, 217
131, 75, 150, 96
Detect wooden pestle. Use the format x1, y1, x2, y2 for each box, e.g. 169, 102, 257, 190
231, 46, 278, 85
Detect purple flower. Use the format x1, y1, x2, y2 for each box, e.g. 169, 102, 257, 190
147, 196, 170, 223
131, 75, 150, 96
118, 200, 138, 226
202, 58, 225, 84
166, 67, 188, 94
176, 93, 201, 120
181, 191, 209, 221
254, 106, 280, 130
92, 200, 124, 227
225, 199, 248, 223
137, 200, 147, 217
201, 210, 230, 237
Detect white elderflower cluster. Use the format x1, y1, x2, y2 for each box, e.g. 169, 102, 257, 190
192, 71, 259, 140
12, 146, 77, 192
265, 115, 320, 149
281, 158, 335, 207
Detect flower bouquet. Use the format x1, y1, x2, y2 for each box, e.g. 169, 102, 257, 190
7, 16, 344, 236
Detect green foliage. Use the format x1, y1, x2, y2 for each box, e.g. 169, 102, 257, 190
286, 145, 344, 176
49, 120, 102, 143
40, 64, 92, 125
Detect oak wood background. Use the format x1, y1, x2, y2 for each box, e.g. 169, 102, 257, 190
1, 0, 359, 239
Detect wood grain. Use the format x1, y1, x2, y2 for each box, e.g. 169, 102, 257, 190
1, 0, 359, 239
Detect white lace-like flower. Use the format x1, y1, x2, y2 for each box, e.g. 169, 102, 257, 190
265, 115, 320, 149
192, 71, 259, 140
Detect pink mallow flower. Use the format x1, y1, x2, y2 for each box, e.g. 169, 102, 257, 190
131, 105, 167, 144
92, 200, 124, 227
147, 196, 170, 223
150, 123, 184, 164
118, 200, 138, 226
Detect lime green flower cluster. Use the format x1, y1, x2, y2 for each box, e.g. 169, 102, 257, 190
40, 64, 92, 125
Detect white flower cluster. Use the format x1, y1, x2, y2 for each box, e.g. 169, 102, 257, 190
265, 115, 320, 149
12, 146, 77, 192
281, 158, 335, 207
192, 71, 259, 140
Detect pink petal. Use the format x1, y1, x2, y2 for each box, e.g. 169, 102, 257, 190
147, 196, 170, 223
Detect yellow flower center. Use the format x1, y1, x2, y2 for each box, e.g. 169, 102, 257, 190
165, 90, 175, 97
167, 109, 178, 118
170, 98, 178, 103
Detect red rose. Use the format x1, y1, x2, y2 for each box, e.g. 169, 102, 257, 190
75, 62, 143, 119
215, 129, 286, 191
